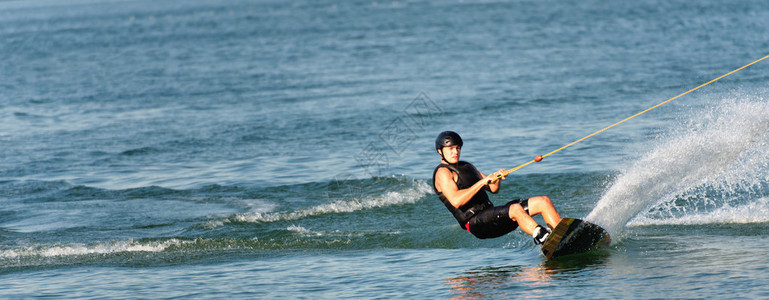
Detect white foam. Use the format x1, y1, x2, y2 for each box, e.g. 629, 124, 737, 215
206, 178, 432, 228
586, 95, 769, 237
628, 197, 769, 226
0, 239, 191, 259
286, 225, 321, 236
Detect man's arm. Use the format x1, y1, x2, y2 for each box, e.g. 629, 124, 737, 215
435, 167, 502, 208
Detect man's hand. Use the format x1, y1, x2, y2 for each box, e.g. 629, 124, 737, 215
486, 169, 508, 184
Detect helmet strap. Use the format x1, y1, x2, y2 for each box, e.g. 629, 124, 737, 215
438, 148, 456, 165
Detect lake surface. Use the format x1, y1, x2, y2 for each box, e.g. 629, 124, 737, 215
2, 0, 768, 298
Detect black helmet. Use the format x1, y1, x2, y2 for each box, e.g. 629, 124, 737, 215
435, 131, 463, 150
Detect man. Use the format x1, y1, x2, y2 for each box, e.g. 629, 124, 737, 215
431, 131, 562, 244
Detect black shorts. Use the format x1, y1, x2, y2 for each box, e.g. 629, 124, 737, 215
466, 199, 529, 239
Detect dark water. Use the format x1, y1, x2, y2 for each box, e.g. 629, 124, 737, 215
2, 0, 769, 298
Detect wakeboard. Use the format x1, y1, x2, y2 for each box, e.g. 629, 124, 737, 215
540, 218, 611, 260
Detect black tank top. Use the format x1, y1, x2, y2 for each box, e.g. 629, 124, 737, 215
432, 161, 493, 229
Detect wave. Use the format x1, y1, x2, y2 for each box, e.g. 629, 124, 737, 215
205, 177, 432, 228
586, 94, 769, 237
0, 224, 407, 266
0, 239, 193, 259
0, 175, 481, 269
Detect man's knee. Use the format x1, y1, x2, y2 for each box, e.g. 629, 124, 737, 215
527, 196, 554, 213
530, 196, 552, 206
508, 203, 527, 220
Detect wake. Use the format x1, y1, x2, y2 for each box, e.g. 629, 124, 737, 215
205, 177, 432, 228
586, 94, 769, 237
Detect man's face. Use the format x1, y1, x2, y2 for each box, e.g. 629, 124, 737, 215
439, 145, 461, 164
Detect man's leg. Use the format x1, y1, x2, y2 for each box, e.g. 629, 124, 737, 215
526, 196, 561, 229
507, 196, 562, 235
508, 203, 538, 235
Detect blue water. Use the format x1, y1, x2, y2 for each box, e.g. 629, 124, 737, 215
2, 0, 769, 298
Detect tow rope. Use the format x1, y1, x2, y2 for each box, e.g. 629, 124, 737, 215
491, 54, 769, 182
